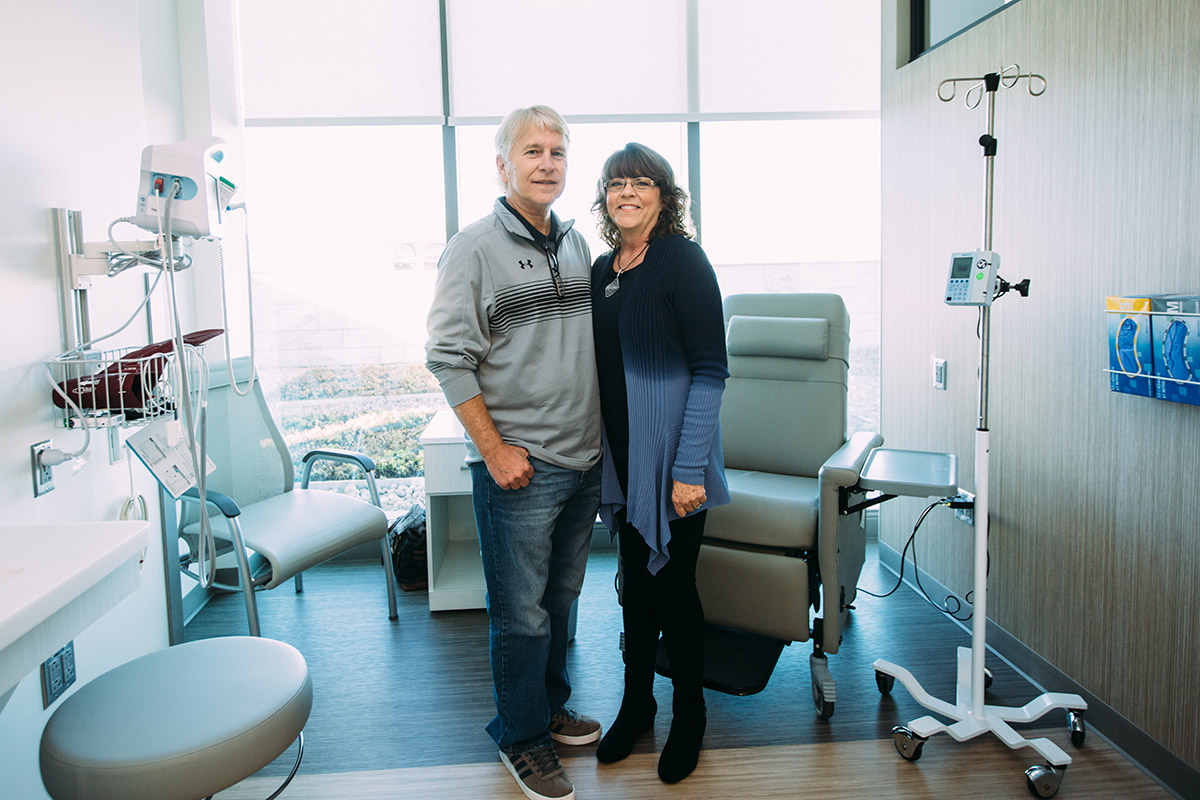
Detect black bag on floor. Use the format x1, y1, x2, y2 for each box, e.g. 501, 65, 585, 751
389, 504, 428, 591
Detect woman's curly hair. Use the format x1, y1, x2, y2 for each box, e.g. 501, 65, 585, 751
592, 143, 693, 249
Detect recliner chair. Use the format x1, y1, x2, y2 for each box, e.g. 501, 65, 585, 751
674, 293, 882, 719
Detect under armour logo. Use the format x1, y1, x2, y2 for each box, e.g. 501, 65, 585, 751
518, 259, 534, 269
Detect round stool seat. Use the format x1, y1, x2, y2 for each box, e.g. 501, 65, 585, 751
40, 636, 312, 800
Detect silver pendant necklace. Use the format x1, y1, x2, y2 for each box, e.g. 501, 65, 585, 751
604, 241, 649, 298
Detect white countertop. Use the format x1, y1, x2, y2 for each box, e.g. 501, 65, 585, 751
0, 520, 150, 698
420, 408, 466, 446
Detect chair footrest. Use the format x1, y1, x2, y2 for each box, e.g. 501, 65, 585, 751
180, 560, 271, 589
654, 625, 786, 696
178, 533, 236, 563
212, 566, 272, 588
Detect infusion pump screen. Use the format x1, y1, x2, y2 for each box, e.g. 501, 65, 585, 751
950, 256, 972, 279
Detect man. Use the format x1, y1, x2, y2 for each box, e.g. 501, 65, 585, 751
425, 106, 602, 800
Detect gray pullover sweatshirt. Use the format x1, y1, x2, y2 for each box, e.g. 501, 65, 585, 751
425, 198, 601, 470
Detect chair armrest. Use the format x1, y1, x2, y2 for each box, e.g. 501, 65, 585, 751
299, 448, 383, 507
816, 431, 883, 654
301, 448, 377, 474
180, 487, 242, 518
818, 431, 884, 489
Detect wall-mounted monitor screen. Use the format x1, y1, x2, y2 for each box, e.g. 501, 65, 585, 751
909, 0, 1023, 60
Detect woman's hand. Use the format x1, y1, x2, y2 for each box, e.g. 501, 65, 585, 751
672, 480, 706, 517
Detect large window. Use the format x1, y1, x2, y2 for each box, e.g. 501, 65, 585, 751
446, 0, 688, 118
700, 119, 880, 435
696, 0, 880, 113
236, 0, 881, 510
241, 124, 447, 484
238, 0, 442, 119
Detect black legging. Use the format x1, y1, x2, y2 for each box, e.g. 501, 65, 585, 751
617, 510, 707, 718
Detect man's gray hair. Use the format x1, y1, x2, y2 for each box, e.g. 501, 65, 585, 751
495, 105, 570, 164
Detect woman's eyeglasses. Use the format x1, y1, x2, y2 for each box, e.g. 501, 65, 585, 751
605, 177, 656, 193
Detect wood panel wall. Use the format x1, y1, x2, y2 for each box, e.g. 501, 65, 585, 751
880, 0, 1200, 769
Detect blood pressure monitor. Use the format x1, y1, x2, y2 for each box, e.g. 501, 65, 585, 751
945, 250, 1000, 306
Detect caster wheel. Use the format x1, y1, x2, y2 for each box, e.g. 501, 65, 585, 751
1025, 764, 1063, 798
812, 679, 834, 720
875, 670, 895, 695
1068, 710, 1086, 747
984, 666, 994, 689
892, 726, 926, 761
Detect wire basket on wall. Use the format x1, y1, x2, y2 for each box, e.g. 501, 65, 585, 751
47, 329, 223, 429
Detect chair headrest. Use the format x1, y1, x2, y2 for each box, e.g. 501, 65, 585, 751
726, 315, 829, 360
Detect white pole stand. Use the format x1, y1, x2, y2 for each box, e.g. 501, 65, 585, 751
872, 428, 1088, 798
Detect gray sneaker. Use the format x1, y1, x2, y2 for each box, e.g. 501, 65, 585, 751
549, 706, 602, 745
500, 744, 575, 800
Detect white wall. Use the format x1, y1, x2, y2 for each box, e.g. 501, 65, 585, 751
0, 1, 186, 796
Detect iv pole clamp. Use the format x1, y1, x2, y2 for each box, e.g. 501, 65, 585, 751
872, 66, 1087, 800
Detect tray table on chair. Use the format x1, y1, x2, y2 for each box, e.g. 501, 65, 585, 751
840, 448, 959, 514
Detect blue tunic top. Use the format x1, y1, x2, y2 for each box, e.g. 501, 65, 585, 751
591, 234, 730, 574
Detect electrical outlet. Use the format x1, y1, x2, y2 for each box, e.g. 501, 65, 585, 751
951, 488, 975, 526
41, 641, 76, 707
932, 358, 947, 390
61, 640, 76, 685
31, 440, 55, 497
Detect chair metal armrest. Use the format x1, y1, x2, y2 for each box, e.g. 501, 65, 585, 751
301, 448, 377, 474
816, 431, 884, 654
299, 448, 383, 507
180, 487, 242, 518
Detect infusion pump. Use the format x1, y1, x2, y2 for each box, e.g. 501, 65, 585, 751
944, 250, 1000, 306
133, 137, 237, 239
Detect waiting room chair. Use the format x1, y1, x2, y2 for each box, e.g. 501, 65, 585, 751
178, 357, 398, 636
40, 636, 312, 800
662, 293, 882, 719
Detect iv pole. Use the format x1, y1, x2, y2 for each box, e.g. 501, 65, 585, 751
872, 67, 1088, 800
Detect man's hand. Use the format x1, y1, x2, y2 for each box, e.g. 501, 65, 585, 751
485, 443, 534, 490
672, 480, 706, 517
452, 395, 533, 490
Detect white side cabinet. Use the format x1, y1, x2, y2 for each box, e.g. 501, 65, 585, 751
420, 409, 486, 611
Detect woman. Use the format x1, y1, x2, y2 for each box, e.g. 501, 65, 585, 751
590, 143, 729, 783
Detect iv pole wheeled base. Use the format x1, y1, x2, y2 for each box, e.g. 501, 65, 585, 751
873, 648, 1087, 797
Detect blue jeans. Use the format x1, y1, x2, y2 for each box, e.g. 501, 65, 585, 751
471, 457, 602, 753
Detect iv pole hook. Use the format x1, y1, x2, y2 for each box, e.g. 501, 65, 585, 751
937, 65, 1047, 107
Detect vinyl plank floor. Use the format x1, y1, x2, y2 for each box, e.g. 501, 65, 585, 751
214, 738, 1170, 800
189, 544, 1173, 799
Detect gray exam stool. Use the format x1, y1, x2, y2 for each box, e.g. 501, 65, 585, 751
40, 636, 312, 800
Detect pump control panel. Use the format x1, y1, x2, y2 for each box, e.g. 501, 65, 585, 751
945, 250, 1000, 306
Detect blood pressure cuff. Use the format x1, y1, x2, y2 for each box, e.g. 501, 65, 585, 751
53, 329, 224, 416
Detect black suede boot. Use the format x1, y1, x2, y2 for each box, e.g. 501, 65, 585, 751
596, 697, 657, 763
657, 707, 706, 783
